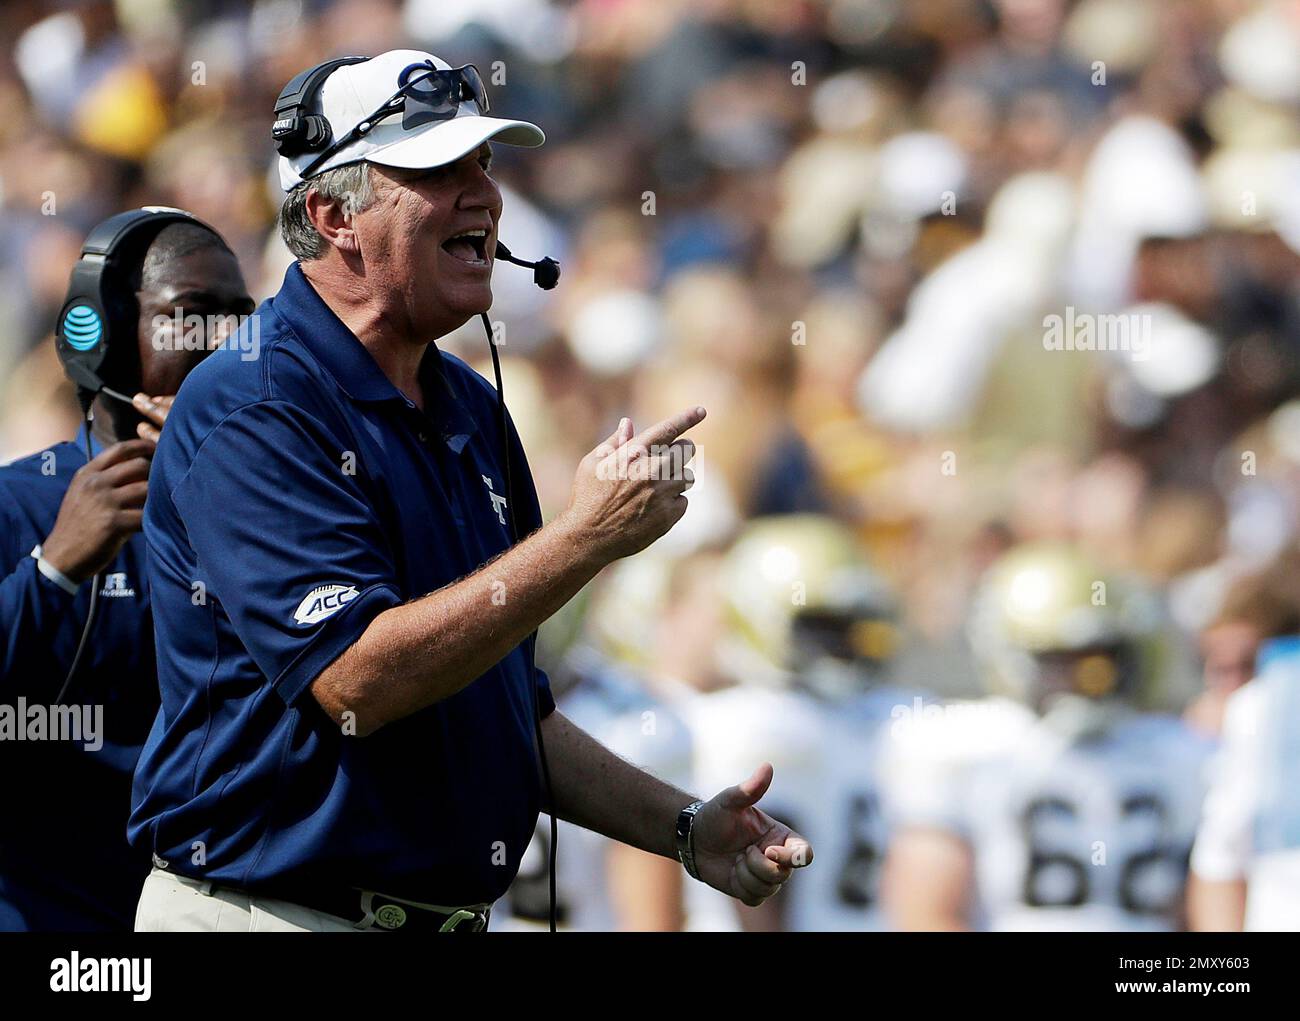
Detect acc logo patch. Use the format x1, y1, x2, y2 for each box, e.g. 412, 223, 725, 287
374, 904, 407, 930
293, 584, 360, 626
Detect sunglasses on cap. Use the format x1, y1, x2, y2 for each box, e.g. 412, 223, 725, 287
300, 62, 490, 179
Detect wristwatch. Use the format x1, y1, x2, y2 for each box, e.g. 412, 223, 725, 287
675, 799, 705, 881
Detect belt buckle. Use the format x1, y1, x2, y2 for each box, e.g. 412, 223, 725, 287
439, 907, 489, 932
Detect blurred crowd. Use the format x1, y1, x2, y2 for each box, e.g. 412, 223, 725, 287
3, 0, 1300, 930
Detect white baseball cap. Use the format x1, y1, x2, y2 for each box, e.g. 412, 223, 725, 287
277, 49, 544, 193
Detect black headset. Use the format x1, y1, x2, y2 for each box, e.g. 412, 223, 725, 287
272, 56, 369, 158
275, 56, 565, 929
56, 206, 215, 410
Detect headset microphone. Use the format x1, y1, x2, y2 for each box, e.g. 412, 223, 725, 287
493, 241, 560, 290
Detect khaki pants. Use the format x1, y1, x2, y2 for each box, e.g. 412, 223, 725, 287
135, 867, 367, 932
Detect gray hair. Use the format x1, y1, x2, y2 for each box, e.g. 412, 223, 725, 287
278, 162, 376, 261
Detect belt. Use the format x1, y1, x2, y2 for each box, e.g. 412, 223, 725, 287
156, 857, 490, 932
297, 887, 492, 933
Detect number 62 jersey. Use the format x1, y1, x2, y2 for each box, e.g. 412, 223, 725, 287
884, 698, 1214, 931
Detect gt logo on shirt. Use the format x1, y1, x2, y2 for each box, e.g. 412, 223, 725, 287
293, 584, 360, 626
482, 474, 508, 525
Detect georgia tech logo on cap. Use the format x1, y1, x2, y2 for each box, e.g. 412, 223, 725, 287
293, 584, 359, 626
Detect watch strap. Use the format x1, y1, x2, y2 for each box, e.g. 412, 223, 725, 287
675, 799, 705, 881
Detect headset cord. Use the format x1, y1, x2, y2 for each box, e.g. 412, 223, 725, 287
56, 402, 103, 704
482, 312, 558, 933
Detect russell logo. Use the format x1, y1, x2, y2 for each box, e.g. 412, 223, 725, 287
293, 584, 360, 626
99, 572, 136, 598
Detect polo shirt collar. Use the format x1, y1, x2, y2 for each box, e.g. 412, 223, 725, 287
273, 262, 479, 449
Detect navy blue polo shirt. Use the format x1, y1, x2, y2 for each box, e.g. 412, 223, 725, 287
0, 429, 159, 930
129, 262, 555, 907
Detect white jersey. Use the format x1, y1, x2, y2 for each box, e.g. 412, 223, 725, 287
886, 697, 1213, 931
1191, 637, 1300, 931
685, 683, 912, 931
495, 658, 693, 932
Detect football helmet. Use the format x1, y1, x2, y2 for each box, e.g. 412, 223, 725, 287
968, 542, 1165, 724
719, 515, 898, 699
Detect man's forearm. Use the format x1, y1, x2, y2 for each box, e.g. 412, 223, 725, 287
540, 709, 695, 860
313, 511, 607, 734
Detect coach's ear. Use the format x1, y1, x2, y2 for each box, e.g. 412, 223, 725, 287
304, 186, 360, 256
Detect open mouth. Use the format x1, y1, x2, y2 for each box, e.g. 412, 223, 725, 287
441, 228, 489, 266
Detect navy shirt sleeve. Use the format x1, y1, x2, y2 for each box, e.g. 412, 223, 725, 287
0, 485, 78, 689
167, 400, 403, 706
0, 553, 79, 689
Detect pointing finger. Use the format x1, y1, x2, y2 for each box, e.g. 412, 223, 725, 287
633, 406, 706, 451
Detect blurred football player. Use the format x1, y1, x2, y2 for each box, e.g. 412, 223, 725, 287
1188, 634, 1300, 931
882, 542, 1213, 931
1188, 550, 1300, 931
498, 550, 695, 931
686, 515, 914, 931
1184, 560, 1300, 739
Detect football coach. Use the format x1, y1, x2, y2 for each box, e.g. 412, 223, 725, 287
130, 49, 811, 932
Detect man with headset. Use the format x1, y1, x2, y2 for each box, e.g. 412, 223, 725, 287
0, 208, 252, 931
130, 49, 812, 932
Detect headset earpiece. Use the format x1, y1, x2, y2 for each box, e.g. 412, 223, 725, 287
272, 56, 368, 158
55, 206, 214, 404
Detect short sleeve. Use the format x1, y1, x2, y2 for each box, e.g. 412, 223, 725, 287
168, 401, 403, 705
